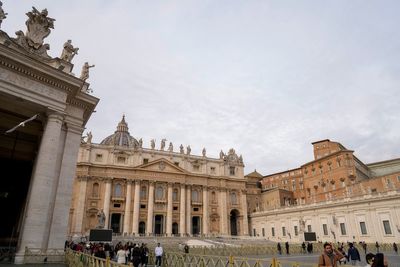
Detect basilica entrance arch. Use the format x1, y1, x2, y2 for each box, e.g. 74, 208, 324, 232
230, 209, 240, 236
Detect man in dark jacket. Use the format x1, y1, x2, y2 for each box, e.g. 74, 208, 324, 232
347, 243, 360, 266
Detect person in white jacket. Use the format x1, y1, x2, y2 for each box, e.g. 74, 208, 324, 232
116, 245, 127, 264
155, 243, 163, 267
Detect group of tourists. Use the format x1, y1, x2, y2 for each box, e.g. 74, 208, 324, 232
318, 242, 398, 267
66, 241, 164, 267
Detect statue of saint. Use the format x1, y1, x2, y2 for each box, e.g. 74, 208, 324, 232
219, 150, 225, 159
60, 39, 79, 62
150, 139, 155, 149
0, 1, 8, 29
160, 138, 166, 150
25, 7, 55, 49
168, 142, 173, 152
80, 62, 95, 81
86, 131, 92, 144
180, 144, 184, 154
202, 148, 206, 157
138, 138, 143, 148
96, 209, 106, 229
186, 145, 191, 155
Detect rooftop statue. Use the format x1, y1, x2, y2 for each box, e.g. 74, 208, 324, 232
86, 131, 92, 144
60, 39, 79, 62
150, 139, 155, 149
202, 148, 206, 157
160, 138, 166, 150
219, 150, 225, 159
138, 138, 143, 148
25, 7, 55, 49
80, 62, 95, 81
168, 142, 173, 152
0, 1, 8, 29
186, 145, 191, 155
180, 144, 184, 154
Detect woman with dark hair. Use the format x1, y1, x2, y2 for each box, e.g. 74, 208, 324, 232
371, 253, 388, 267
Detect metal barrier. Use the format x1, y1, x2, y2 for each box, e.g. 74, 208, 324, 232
65, 250, 355, 267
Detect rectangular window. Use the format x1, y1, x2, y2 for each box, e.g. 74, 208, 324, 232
117, 156, 126, 164
340, 223, 347, 235
143, 158, 149, 164
397, 176, 400, 182
193, 165, 200, 171
210, 167, 216, 173
307, 225, 312, 232
95, 154, 103, 162
282, 227, 286, 236
271, 227, 275, 237
113, 203, 121, 208
140, 204, 146, 209
193, 207, 199, 212
294, 226, 298, 236
253, 229, 256, 236
173, 206, 178, 211
300, 183, 304, 190
262, 228, 265, 237
383, 220, 392, 235
360, 222, 367, 235
323, 224, 328, 235
229, 167, 235, 175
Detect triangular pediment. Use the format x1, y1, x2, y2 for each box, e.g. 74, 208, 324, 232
136, 158, 187, 174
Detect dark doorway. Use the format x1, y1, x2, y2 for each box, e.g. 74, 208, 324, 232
172, 222, 178, 235
110, 214, 121, 233
192, 216, 201, 235
139, 221, 146, 235
154, 215, 164, 235
230, 209, 239, 236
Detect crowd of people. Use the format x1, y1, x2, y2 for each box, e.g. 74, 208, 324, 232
65, 241, 163, 267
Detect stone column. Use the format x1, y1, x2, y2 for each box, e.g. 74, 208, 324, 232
123, 180, 132, 235
179, 184, 186, 236
73, 176, 88, 234
186, 185, 192, 235
202, 186, 209, 236
219, 188, 228, 235
146, 181, 155, 235
47, 124, 84, 249
166, 183, 173, 236
103, 178, 112, 229
15, 112, 64, 263
241, 189, 249, 236
132, 180, 141, 235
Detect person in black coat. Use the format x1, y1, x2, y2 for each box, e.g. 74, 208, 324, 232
347, 243, 361, 265
130, 243, 141, 267
140, 243, 149, 267
277, 242, 282, 255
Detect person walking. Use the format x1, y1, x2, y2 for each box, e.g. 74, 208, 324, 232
140, 243, 149, 267
318, 243, 344, 267
285, 242, 290, 255
116, 245, 128, 264
362, 242, 367, 254
364, 253, 375, 267
301, 242, 306, 254
375, 242, 380, 253
155, 243, 163, 267
131, 243, 141, 267
393, 242, 398, 254
347, 243, 361, 266
277, 242, 282, 255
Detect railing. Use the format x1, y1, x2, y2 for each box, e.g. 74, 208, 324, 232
24, 247, 65, 263
65, 249, 355, 267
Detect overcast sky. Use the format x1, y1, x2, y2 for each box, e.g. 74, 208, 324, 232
3, 1, 400, 175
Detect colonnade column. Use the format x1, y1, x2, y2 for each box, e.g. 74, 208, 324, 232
146, 181, 155, 235
73, 176, 88, 234
103, 178, 112, 229
123, 180, 132, 235
219, 188, 228, 235
14, 112, 64, 264
202, 186, 209, 236
241, 189, 249, 236
166, 183, 173, 236
186, 185, 192, 235
132, 180, 141, 235
179, 184, 186, 236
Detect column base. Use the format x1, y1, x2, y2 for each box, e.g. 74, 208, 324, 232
14, 251, 25, 265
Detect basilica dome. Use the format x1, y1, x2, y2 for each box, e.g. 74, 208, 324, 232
100, 115, 138, 147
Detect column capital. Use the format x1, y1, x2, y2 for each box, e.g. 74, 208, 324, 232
126, 179, 133, 185
77, 175, 89, 181
167, 182, 174, 187
134, 179, 141, 185
46, 109, 65, 121
202, 185, 209, 191
149, 180, 155, 186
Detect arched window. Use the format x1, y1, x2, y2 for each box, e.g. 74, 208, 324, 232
155, 186, 164, 200
92, 183, 99, 197
114, 184, 122, 197
212, 191, 217, 203
230, 192, 237, 205
140, 186, 147, 200
192, 190, 199, 202
173, 189, 178, 201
